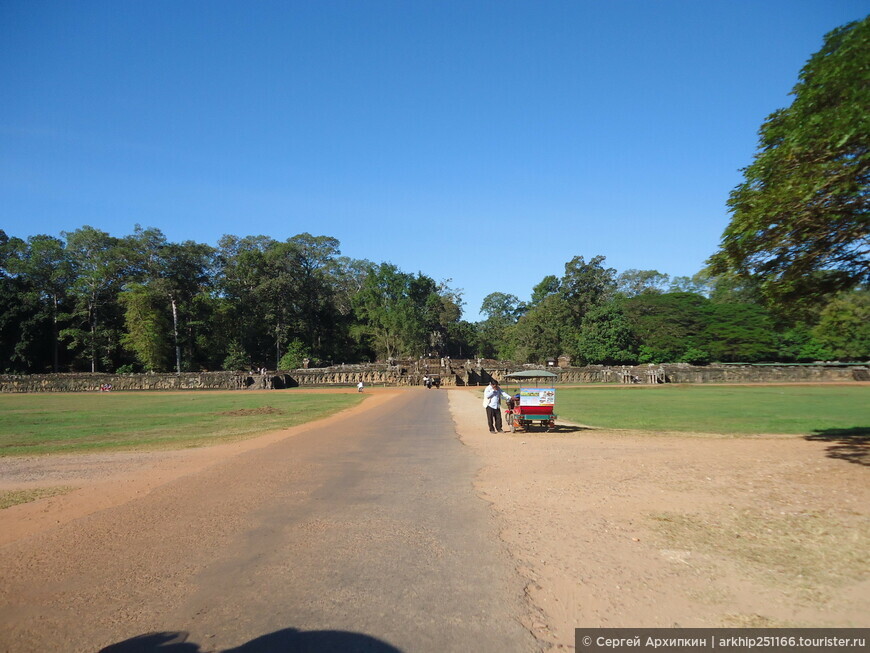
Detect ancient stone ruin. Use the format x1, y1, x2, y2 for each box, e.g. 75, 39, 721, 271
0, 358, 867, 393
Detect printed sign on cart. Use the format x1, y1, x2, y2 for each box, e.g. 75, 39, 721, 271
519, 388, 555, 406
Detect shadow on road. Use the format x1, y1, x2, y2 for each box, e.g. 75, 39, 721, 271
805, 426, 870, 466
100, 628, 404, 653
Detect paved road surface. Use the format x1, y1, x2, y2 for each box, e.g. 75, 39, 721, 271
0, 390, 537, 653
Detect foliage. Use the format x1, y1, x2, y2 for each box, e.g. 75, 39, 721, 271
4, 234, 73, 372
710, 18, 870, 308
623, 292, 711, 363
559, 255, 617, 326
477, 292, 525, 358
223, 341, 251, 371
777, 324, 836, 362
678, 347, 711, 365
445, 320, 479, 358
2, 224, 867, 372
479, 292, 525, 322
704, 303, 779, 362
616, 269, 670, 297
509, 294, 573, 363
530, 275, 560, 305
573, 303, 639, 365
812, 290, 870, 360
119, 284, 172, 371
278, 339, 311, 370
668, 271, 714, 296
706, 273, 764, 305
351, 263, 457, 360
60, 226, 127, 372
0, 263, 40, 372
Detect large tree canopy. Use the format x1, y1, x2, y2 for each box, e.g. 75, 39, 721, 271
3, 222, 868, 371
710, 17, 870, 306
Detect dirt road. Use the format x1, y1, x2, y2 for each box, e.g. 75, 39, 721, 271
2, 387, 867, 652
0, 390, 537, 653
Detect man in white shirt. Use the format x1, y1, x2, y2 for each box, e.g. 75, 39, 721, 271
483, 380, 511, 432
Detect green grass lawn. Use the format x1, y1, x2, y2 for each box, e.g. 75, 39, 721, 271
0, 391, 365, 456
502, 385, 870, 436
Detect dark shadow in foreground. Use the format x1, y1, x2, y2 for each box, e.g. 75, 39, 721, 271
100, 628, 404, 653
805, 427, 870, 466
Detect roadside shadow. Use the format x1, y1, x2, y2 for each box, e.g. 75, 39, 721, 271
554, 425, 593, 433
101, 628, 403, 653
805, 427, 870, 466
509, 424, 592, 434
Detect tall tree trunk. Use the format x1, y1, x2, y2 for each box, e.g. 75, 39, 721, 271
275, 320, 281, 370
90, 315, 96, 373
171, 297, 181, 374
52, 294, 59, 373
89, 293, 97, 373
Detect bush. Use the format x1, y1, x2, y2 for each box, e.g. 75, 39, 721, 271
638, 345, 669, 364
222, 342, 250, 371
679, 348, 710, 365
278, 339, 310, 370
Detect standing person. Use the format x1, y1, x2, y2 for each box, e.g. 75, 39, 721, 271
483, 380, 511, 433
357, 380, 364, 392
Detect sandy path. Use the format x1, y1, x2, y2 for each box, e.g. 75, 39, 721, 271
447, 388, 869, 649
0, 388, 535, 653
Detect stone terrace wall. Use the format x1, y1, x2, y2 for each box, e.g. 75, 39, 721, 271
281, 363, 457, 387
0, 372, 254, 393
1, 363, 866, 393
554, 364, 868, 384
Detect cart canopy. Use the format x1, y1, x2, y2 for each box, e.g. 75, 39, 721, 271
505, 370, 558, 378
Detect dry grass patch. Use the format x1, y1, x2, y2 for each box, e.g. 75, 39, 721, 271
219, 405, 283, 417
719, 613, 794, 628
650, 508, 868, 596
0, 486, 76, 510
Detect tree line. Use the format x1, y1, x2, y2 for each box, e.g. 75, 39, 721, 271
0, 226, 469, 373
476, 256, 867, 365
1, 226, 866, 375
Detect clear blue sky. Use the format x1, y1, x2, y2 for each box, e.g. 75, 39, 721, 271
2, 1, 866, 320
